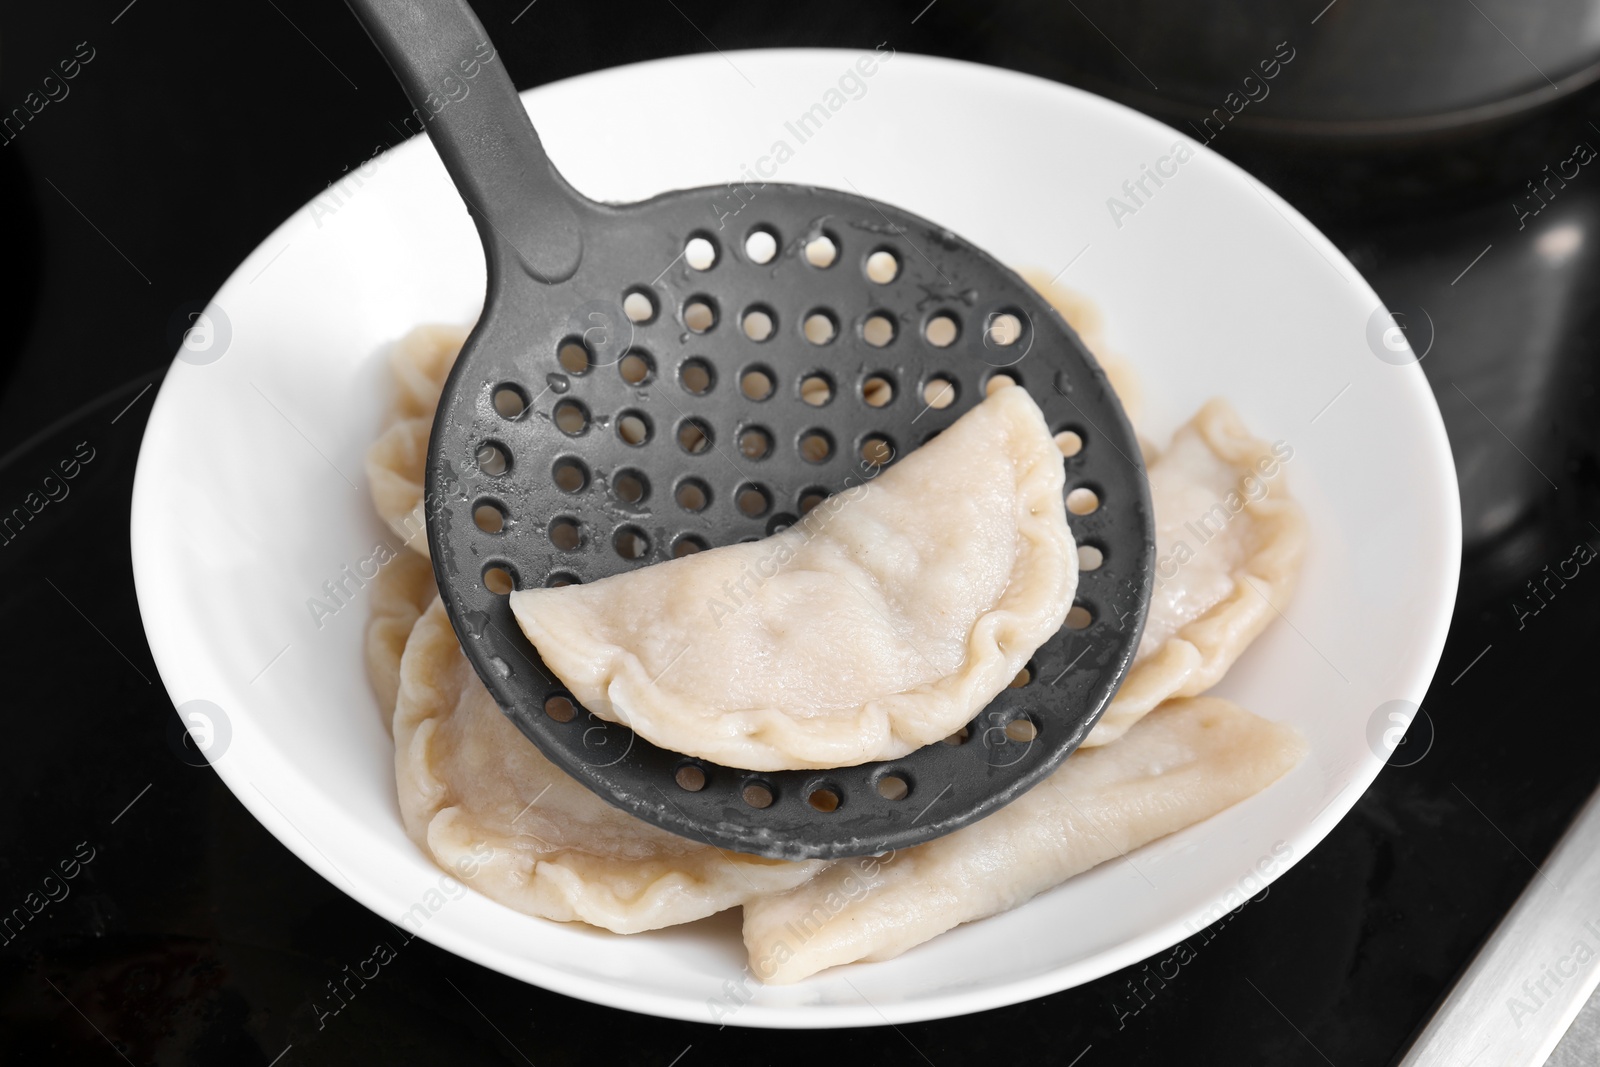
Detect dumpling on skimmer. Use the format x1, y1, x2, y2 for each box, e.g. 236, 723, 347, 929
509, 384, 1078, 772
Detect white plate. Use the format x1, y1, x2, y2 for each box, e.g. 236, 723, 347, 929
131, 49, 1459, 1027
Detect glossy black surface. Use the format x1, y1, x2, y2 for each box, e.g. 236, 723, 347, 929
3, 1, 1599, 1063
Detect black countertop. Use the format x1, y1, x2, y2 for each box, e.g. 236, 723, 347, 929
4, 2, 1599, 1064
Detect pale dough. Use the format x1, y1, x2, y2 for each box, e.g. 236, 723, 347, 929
1015, 272, 1308, 747
1083, 399, 1307, 747
365, 324, 468, 558
365, 549, 436, 729
509, 384, 1078, 771
1017, 267, 1142, 425
741, 696, 1304, 983
393, 596, 824, 934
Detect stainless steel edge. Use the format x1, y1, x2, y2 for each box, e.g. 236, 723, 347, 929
1399, 787, 1600, 1066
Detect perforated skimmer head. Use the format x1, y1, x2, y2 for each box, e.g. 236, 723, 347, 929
348, 0, 1154, 860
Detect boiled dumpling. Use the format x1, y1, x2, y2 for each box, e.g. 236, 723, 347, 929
391, 593, 823, 934
365, 548, 436, 729
1010, 274, 1307, 747
1016, 267, 1142, 424
365, 324, 468, 559
741, 696, 1305, 983
509, 384, 1078, 772
1083, 399, 1307, 746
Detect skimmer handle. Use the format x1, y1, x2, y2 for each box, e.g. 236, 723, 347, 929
344, 0, 586, 283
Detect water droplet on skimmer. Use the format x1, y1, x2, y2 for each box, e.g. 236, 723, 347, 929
547, 372, 570, 394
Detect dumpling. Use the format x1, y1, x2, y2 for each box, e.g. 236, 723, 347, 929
365, 548, 437, 727
367, 417, 433, 557
385, 323, 469, 421
509, 384, 1078, 772
1083, 399, 1307, 747
1012, 273, 1307, 746
393, 596, 824, 934
1018, 267, 1142, 425
365, 324, 469, 559
741, 696, 1305, 983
